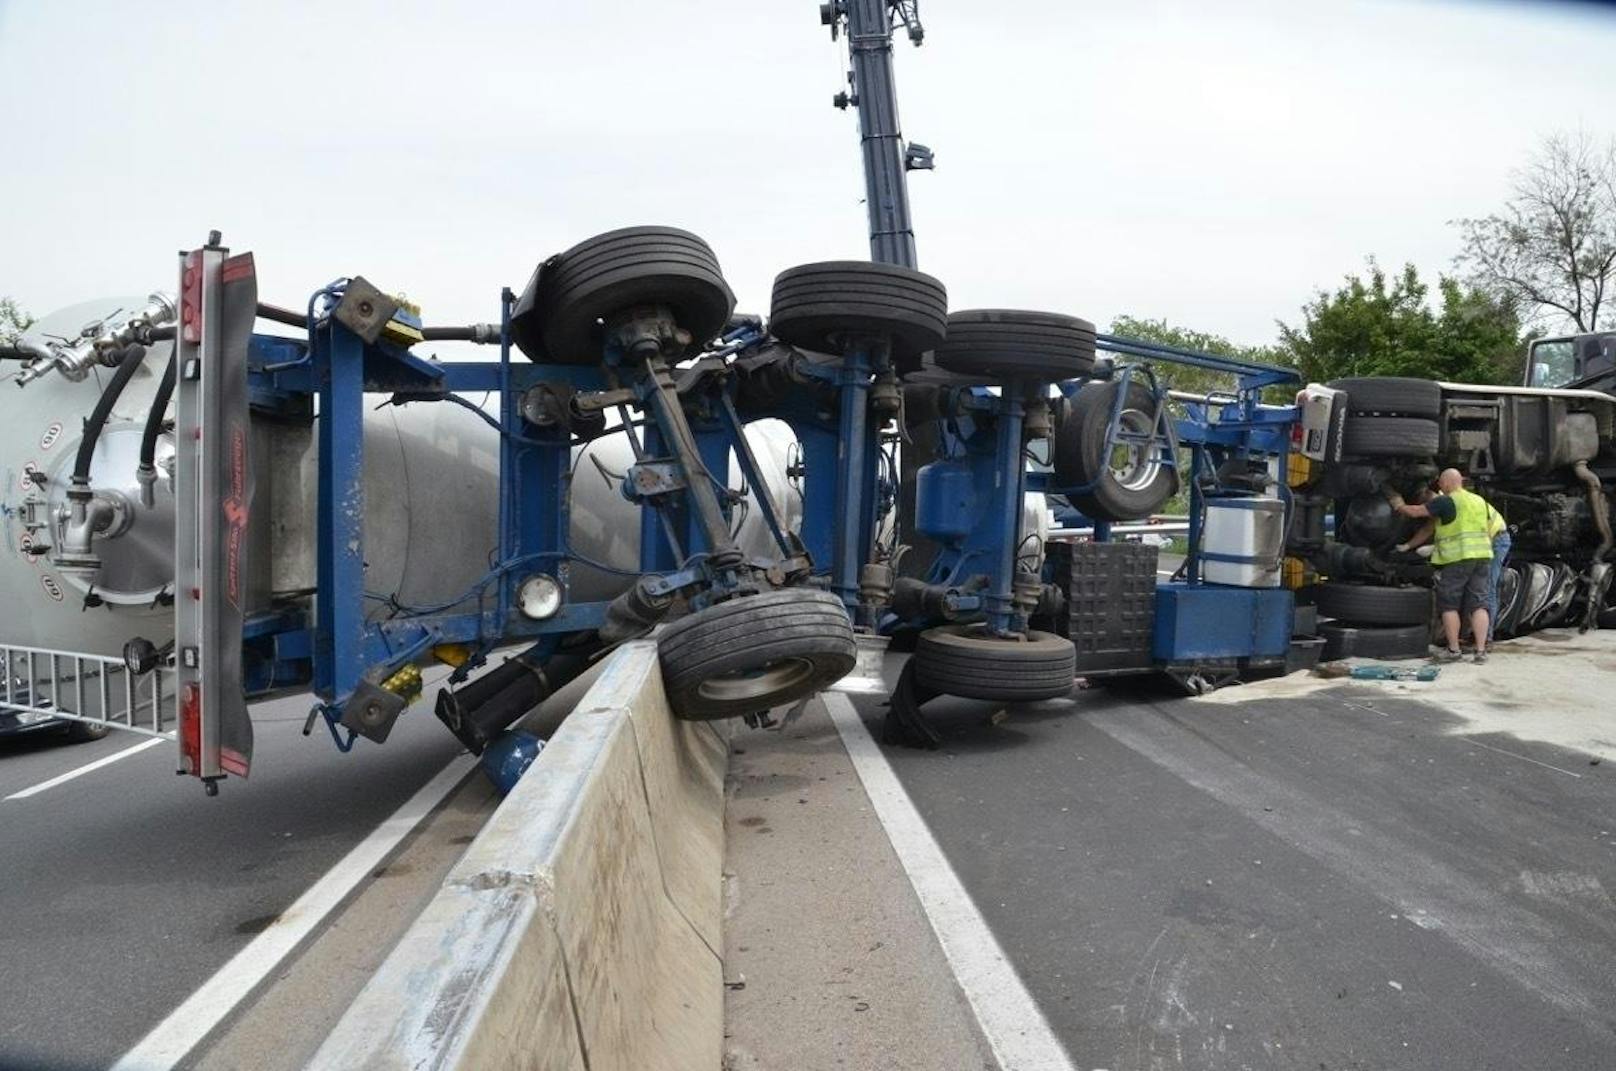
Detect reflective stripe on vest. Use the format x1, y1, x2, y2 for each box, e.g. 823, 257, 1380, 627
1432, 488, 1494, 565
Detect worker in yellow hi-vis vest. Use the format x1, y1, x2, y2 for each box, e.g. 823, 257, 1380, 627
1392, 469, 1494, 664
1398, 496, 1508, 648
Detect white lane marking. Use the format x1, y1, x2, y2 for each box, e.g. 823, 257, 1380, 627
1466, 738, 1583, 779
823, 693, 1077, 1071
4, 737, 165, 800
110, 753, 477, 1071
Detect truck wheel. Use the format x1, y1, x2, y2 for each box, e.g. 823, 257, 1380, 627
1306, 582, 1431, 627
930, 309, 1096, 382
769, 262, 948, 374
1053, 379, 1178, 521
913, 624, 1076, 701
657, 588, 856, 721
1327, 377, 1441, 419
1341, 416, 1439, 459
512, 226, 736, 364
1318, 622, 1429, 661
66, 719, 111, 743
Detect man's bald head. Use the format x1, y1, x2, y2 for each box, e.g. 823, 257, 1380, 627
1438, 468, 1464, 492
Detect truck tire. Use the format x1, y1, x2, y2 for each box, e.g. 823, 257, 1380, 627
931, 309, 1095, 382
1341, 416, 1439, 459
1053, 379, 1178, 522
1494, 565, 1524, 639
1318, 622, 1429, 661
657, 588, 856, 721
513, 226, 736, 364
1306, 582, 1431, 627
913, 625, 1077, 701
770, 261, 948, 373
1327, 377, 1441, 419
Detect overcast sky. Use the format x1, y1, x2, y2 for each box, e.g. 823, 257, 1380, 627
3, 0, 1614, 352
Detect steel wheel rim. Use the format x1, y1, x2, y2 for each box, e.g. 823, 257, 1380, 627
694, 656, 818, 704
1107, 409, 1160, 492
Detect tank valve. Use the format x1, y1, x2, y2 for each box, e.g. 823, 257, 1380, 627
52, 481, 132, 579
15, 293, 176, 388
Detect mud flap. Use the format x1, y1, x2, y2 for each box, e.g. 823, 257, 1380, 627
173, 239, 256, 789
881, 659, 941, 749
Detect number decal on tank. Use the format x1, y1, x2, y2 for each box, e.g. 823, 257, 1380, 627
40, 574, 64, 602
39, 422, 63, 451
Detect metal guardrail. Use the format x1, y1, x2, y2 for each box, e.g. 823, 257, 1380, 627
0, 644, 175, 739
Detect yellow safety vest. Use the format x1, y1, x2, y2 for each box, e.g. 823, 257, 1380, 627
1432, 488, 1494, 565
1486, 502, 1507, 539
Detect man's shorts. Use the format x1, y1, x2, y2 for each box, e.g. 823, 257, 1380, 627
1435, 558, 1490, 615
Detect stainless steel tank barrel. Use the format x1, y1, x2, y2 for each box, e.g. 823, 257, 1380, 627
0, 298, 805, 659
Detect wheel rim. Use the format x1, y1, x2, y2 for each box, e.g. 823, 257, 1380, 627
694, 656, 819, 705
1107, 409, 1161, 492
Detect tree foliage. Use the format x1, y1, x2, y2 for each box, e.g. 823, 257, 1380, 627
0, 297, 30, 342
1456, 131, 1616, 333
1277, 261, 1522, 385
1106, 314, 1285, 396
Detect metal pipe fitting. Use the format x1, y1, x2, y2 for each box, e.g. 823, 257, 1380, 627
15, 292, 174, 388
53, 481, 131, 579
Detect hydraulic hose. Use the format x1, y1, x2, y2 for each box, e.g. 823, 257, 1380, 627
73, 343, 146, 484
256, 302, 306, 329
135, 351, 177, 505
0, 339, 55, 362
419, 323, 499, 343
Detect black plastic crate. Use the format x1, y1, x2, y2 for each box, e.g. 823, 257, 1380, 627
1047, 541, 1158, 675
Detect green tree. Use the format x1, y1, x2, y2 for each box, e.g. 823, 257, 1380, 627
1106, 314, 1286, 397
1456, 131, 1616, 333
1278, 261, 1521, 385
0, 297, 30, 342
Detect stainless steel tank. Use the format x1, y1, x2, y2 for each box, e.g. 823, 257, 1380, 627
1, 299, 180, 652
567, 417, 803, 601
0, 298, 804, 659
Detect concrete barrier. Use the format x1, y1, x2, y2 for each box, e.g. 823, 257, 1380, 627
307, 640, 727, 1071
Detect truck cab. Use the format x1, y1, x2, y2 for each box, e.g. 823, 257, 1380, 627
1525, 333, 1616, 392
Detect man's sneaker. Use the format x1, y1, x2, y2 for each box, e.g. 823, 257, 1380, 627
1474, 649, 1489, 664
1434, 648, 1463, 663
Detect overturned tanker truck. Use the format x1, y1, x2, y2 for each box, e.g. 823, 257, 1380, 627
0, 233, 862, 788
0, 226, 1088, 791
1290, 357, 1616, 657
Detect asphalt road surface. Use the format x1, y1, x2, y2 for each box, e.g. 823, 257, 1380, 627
0, 688, 466, 1071
847, 671, 1616, 1070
